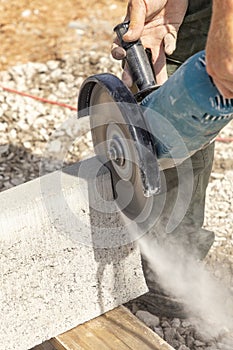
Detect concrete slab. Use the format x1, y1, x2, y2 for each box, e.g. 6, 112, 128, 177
0, 157, 148, 350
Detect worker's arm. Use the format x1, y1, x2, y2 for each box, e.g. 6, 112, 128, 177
206, 0, 233, 98
111, 0, 188, 85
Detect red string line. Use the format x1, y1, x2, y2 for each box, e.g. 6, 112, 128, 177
215, 137, 233, 143
0, 84, 233, 142
0, 84, 78, 111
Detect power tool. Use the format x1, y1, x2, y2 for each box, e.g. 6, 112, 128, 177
77, 21, 233, 222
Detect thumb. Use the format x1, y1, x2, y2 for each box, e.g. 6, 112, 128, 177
123, 1, 146, 42
164, 32, 177, 56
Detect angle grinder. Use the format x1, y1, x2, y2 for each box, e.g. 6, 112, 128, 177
77, 21, 233, 222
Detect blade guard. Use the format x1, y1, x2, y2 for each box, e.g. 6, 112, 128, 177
78, 73, 161, 196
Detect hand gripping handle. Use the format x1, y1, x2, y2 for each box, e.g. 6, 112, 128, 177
114, 21, 156, 91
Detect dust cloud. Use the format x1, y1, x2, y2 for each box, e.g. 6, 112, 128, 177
137, 233, 233, 339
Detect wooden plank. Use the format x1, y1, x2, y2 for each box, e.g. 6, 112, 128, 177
31, 342, 56, 350
47, 306, 175, 350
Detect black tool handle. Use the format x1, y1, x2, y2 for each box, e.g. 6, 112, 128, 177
114, 21, 156, 91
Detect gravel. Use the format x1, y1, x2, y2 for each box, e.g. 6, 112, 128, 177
0, 50, 121, 191
0, 51, 232, 350
134, 308, 233, 349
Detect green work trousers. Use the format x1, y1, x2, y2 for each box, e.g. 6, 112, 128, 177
149, 0, 215, 259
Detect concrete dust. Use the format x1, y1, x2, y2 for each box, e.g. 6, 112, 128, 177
136, 232, 233, 342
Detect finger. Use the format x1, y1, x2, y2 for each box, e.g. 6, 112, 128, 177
111, 42, 126, 60
164, 32, 177, 56
123, 0, 146, 42
122, 64, 134, 88
213, 79, 233, 99
151, 43, 168, 85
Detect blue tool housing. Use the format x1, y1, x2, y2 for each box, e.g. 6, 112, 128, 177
141, 51, 233, 167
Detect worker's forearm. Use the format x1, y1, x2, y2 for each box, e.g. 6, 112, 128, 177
212, 0, 233, 28
212, 0, 233, 12
205, 0, 233, 97
210, 0, 233, 56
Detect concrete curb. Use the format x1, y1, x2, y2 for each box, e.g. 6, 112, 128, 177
0, 157, 148, 350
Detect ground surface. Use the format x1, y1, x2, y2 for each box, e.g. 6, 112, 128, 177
0, 0, 126, 70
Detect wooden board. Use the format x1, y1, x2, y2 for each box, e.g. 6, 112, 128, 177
33, 306, 174, 350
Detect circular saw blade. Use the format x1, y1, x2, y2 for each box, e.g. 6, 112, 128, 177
89, 83, 153, 222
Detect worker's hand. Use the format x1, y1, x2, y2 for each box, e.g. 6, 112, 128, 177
111, 0, 188, 86
206, 1, 233, 98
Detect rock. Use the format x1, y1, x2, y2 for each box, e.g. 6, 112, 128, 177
186, 335, 194, 348
23, 141, 32, 149
161, 320, 171, 328
178, 345, 190, 350
194, 330, 212, 343
153, 326, 164, 339
68, 20, 88, 31
164, 327, 176, 343
10, 177, 24, 186
47, 60, 60, 71
171, 318, 181, 328
135, 310, 160, 328
47, 140, 62, 153
0, 144, 9, 154
50, 68, 63, 81
182, 320, 191, 327
194, 339, 205, 347
177, 327, 186, 335
176, 331, 185, 344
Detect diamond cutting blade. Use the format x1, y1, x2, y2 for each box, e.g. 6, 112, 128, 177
89, 83, 153, 222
